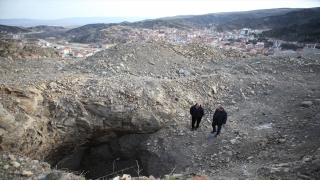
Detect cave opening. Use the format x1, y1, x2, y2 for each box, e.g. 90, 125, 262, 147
52, 133, 153, 179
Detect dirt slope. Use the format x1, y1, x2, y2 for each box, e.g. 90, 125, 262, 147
0, 41, 319, 180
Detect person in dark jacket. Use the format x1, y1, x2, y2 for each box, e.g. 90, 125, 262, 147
211, 105, 227, 137
190, 102, 204, 131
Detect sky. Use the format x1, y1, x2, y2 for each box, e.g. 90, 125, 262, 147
0, 0, 319, 20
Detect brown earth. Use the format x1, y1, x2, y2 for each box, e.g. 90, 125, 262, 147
0, 41, 319, 180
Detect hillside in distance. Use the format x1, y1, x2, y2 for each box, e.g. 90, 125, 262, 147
0, 24, 31, 34
131, 19, 200, 30
26, 25, 65, 32
65, 23, 116, 35
65, 8, 301, 36
66, 19, 199, 35
165, 8, 302, 25
260, 21, 320, 42
217, 8, 320, 30
65, 19, 200, 43
0, 17, 150, 27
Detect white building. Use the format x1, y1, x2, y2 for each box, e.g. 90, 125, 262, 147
240, 28, 249, 36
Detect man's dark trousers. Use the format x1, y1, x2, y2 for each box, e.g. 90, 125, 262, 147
212, 121, 222, 135
192, 116, 202, 129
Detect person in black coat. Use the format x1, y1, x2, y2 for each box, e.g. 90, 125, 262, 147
211, 105, 228, 137
190, 102, 204, 131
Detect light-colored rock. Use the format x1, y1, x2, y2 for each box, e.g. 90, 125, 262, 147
10, 161, 20, 168
122, 174, 131, 180
38, 174, 47, 180
8, 155, 16, 161
229, 139, 237, 144
22, 170, 33, 177
173, 174, 183, 178
183, 71, 190, 76
212, 85, 217, 94
148, 175, 157, 180
0, 103, 16, 132
38, 83, 47, 90
284, 168, 290, 173
301, 101, 313, 107
49, 82, 57, 89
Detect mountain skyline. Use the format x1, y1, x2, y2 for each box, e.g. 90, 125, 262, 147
0, 17, 150, 27
1, 0, 319, 20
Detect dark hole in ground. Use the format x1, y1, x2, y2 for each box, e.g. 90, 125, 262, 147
78, 158, 147, 179
74, 134, 150, 179
49, 133, 174, 179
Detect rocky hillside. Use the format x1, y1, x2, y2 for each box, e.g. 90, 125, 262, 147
0, 41, 319, 180
0, 41, 59, 58
66, 19, 200, 43
65, 23, 116, 36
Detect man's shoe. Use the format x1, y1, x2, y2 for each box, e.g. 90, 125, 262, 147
214, 134, 219, 137
211, 131, 216, 134
191, 128, 195, 131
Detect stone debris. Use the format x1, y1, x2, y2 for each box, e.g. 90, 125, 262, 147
229, 139, 237, 144
301, 101, 313, 107
10, 161, 21, 168
0, 41, 319, 180
0, 151, 85, 180
22, 170, 33, 177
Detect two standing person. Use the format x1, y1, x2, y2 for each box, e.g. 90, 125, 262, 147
190, 103, 228, 137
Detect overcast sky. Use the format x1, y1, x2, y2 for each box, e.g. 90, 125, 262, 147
0, 0, 319, 19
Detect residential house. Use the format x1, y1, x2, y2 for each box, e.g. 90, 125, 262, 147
58, 47, 72, 55
46, 37, 56, 40
241, 38, 248, 43
101, 44, 115, 49
240, 28, 249, 36
305, 43, 317, 48
250, 49, 257, 55
13, 34, 21, 39
74, 52, 85, 58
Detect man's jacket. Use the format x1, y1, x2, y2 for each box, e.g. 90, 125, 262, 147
190, 105, 204, 118
212, 109, 228, 125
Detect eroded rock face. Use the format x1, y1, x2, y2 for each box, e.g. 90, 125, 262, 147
0, 72, 218, 167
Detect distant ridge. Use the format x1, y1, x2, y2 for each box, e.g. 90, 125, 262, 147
217, 8, 320, 30
0, 8, 309, 27
160, 8, 303, 24
26, 25, 65, 32
0, 17, 151, 27
0, 24, 31, 33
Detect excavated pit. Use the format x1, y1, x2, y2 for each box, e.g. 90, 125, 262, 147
50, 133, 153, 179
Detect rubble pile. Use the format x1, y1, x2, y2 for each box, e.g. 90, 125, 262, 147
0, 41, 319, 179
83, 41, 249, 79
169, 42, 250, 61
0, 151, 85, 180
0, 41, 58, 59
